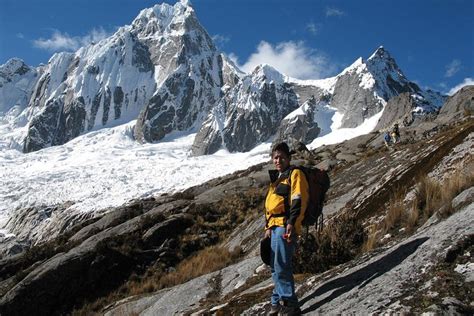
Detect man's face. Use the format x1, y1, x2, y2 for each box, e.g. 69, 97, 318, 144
272, 150, 290, 172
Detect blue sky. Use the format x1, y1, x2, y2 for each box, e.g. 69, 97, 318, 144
0, 0, 472, 95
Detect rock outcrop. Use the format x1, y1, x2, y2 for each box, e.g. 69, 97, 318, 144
436, 85, 474, 123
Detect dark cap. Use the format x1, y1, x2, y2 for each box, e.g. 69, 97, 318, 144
260, 236, 271, 265
271, 142, 291, 157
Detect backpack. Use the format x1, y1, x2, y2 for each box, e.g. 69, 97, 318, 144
289, 166, 330, 229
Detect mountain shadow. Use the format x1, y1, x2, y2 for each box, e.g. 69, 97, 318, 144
300, 237, 429, 313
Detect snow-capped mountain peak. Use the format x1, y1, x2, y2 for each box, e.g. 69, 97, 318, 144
366, 46, 409, 87
0, 58, 38, 115
338, 47, 419, 99
250, 63, 286, 85
0, 58, 32, 77
367, 45, 390, 61
132, 0, 194, 38
0, 0, 227, 153
340, 57, 364, 75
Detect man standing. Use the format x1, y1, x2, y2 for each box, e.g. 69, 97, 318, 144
265, 142, 309, 315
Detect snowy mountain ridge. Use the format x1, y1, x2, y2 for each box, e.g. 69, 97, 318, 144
0, 1, 446, 156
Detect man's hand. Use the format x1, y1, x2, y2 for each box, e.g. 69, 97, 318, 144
285, 224, 294, 241
265, 228, 271, 239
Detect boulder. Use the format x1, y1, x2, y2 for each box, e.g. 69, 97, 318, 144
142, 213, 193, 246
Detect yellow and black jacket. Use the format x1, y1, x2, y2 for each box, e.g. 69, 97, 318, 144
265, 167, 309, 235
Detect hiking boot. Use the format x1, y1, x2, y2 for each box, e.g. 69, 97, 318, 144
268, 304, 281, 315
279, 302, 301, 316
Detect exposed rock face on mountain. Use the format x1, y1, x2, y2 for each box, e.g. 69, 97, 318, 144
191, 64, 299, 155
436, 85, 474, 123
1, 107, 472, 315
132, 4, 234, 143
0, 58, 38, 114
374, 92, 415, 130
22, 25, 159, 152
331, 47, 444, 129
376, 86, 473, 131
190, 47, 446, 155
273, 97, 322, 148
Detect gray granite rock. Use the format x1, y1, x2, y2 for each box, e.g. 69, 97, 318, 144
0, 199, 190, 315
331, 69, 384, 128
375, 92, 415, 130
452, 187, 474, 210
104, 256, 262, 315
274, 97, 321, 148
436, 85, 474, 123
142, 213, 193, 246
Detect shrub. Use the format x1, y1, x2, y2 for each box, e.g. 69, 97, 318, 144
294, 212, 365, 273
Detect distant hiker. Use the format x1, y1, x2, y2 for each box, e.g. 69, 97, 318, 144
264, 142, 308, 316
391, 123, 400, 144
384, 131, 392, 148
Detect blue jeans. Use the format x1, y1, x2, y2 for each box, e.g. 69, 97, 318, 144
270, 226, 298, 305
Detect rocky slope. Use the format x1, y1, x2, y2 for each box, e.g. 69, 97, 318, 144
0, 89, 472, 315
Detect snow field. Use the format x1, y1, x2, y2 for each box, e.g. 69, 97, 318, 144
0, 110, 383, 235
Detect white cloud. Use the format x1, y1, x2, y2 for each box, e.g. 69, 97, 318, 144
447, 77, 474, 95
16, 33, 25, 39
212, 34, 230, 46
227, 53, 240, 65
306, 22, 319, 35
444, 59, 462, 78
33, 27, 110, 52
326, 7, 345, 17
233, 41, 336, 80
438, 82, 448, 90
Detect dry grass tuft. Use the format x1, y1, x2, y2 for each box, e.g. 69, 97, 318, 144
404, 201, 420, 234
414, 168, 474, 220
151, 246, 242, 293
414, 176, 442, 220
383, 190, 406, 232
362, 224, 379, 252
361, 189, 406, 251
362, 168, 474, 252
72, 246, 242, 315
